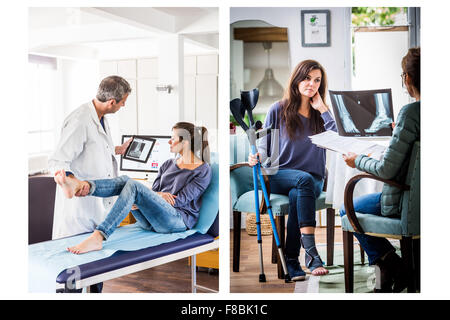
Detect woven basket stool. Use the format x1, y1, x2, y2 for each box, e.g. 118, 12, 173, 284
245, 212, 273, 236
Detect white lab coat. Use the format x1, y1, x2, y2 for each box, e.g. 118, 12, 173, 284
49, 101, 119, 239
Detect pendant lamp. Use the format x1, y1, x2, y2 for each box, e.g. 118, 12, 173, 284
257, 41, 284, 101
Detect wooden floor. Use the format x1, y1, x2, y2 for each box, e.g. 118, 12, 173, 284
101, 258, 219, 293
230, 226, 343, 293
99, 227, 339, 293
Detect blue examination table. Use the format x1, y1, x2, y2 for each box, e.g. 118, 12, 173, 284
28, 154, 219, 293
54, 218, 218, 293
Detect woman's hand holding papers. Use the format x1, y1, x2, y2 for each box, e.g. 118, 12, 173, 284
343, 152, 358, 168
343, 152, 373, 168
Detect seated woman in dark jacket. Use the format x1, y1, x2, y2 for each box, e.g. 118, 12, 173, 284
340, 47, 420, 292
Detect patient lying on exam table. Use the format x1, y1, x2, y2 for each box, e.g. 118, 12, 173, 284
54, 122, 212, 254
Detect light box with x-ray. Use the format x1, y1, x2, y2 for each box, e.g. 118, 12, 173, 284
329, 89, 394, 137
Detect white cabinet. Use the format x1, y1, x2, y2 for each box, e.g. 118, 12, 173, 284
118, 79, 138, 136
184, 75, 197, 124
117, 60, 137, 79
100, 54, 218, 149
137, 58, 158, 78
195, 74, 218, 138
99, 60, 138, 145
99, 61, 117, 77
138, 78, 163, 135
184, 54, 218, 151
184, 56, 197, 75
197, 54, 219, 75
184, 56, 197, 124
99, 59, 137, 79
136, 58, 161, 135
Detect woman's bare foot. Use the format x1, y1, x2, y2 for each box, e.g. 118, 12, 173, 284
54, 170, 89, 199
311, 266, 329, 276
67, 230, 104, 254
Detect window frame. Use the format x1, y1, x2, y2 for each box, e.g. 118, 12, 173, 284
28, 54, 58, 156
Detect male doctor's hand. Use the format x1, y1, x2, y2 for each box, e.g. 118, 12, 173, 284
115, 137, 133, 155
75, 183, 90, 197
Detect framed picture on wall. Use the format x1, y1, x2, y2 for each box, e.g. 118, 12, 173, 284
301, 10, 330, 47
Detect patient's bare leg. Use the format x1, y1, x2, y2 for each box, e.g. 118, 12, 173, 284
67, 230, 104, 254
54, 170, 90, 199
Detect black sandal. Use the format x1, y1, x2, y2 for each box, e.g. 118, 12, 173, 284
375, 251, 408, 293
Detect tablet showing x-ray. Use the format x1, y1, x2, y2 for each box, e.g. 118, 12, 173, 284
120, 135, 171, 173
329, 89, 394, 137
123, 136, 156, 163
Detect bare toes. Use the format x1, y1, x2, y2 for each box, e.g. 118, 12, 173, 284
312, 267, 329, 276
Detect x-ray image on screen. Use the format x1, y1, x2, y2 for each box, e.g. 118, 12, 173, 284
329, 89, 394, 137
128, 141, 145, 158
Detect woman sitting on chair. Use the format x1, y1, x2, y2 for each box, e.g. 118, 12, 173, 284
340, 47, 420, 292
249, 60, 337, 280
54, 122, 212, 254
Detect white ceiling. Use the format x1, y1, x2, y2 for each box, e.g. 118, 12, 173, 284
29, 7, 219, 60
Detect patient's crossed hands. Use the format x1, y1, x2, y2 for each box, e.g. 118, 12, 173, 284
132, 193, 177, 209
157, 192, 177, 206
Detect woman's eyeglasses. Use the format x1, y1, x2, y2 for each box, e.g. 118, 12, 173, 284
401, 72, 407, 88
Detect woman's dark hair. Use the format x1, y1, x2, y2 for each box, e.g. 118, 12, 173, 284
172, 122, 210, 163
280, 59, 327, 140
402, 47, 420, 93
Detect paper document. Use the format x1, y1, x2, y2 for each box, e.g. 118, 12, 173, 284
309, 131, 386, 159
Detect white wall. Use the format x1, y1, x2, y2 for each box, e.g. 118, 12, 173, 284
58, 59, 99, 120
353, 30, 410, 117
51, 58, 99, 155
27, 58, 99, 174
231, 7, 353, 98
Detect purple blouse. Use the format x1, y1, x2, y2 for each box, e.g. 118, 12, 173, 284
152, 158, 212, 229
258, 101, 337, 179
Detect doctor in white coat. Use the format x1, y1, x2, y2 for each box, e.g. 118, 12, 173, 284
49, 76, 132, 239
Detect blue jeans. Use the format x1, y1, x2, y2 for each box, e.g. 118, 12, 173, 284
339, 192, 395, 265
268, 169, 324, 259
87, 175, 187, 239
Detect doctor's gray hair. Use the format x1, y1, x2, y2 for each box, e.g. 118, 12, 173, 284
96, 76, 132, 103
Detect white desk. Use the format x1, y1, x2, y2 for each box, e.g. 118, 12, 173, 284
325, 138, 390, 210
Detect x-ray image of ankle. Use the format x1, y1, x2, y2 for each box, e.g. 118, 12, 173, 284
334, 94, 360, 134
365, 93, 393, 133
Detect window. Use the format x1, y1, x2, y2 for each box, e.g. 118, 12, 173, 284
28, 54, 57, 155
351, 7, 411, 117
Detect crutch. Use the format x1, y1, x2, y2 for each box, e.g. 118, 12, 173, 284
230, 89, 291, 283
